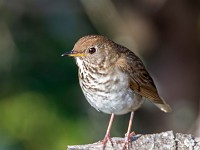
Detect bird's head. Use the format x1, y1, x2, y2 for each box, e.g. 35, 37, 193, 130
62, 35, 119, 67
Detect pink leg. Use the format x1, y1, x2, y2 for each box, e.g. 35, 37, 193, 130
102, 113, 115, 150
123, 112, 135, 150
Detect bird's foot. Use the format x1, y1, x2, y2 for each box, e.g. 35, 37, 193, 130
122, 131, 135, 150
102, 133, 113, 150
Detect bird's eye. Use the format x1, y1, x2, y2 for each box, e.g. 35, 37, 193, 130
88, 47, 96, 54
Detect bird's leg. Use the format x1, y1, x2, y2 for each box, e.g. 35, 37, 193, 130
102, 113, 115, 149
123, 112, 135, 150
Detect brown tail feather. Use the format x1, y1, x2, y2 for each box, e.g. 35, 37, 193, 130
154, 98, 172, 112
154, 102, 172, 112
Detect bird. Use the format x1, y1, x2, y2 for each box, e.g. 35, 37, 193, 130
62, 35, 172, 149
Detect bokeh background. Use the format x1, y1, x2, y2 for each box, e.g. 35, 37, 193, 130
0, 0, 200, 150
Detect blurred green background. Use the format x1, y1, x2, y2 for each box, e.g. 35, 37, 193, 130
0, 0, 200, 150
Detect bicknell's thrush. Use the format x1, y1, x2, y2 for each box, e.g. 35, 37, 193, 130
62, 35, 172, 149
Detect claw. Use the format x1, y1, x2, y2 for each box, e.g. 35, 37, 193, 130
122, 112, 135, 150
102, 133, 113, 150
122, 132, 136, 150
122, 135, 129, 150
102, 113, 115, 150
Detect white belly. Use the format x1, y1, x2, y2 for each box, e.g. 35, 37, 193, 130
79, 67, 144, 115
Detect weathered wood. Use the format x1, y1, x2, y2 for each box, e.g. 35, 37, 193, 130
68, 131, 200, 150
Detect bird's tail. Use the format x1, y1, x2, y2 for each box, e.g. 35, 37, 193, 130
154, 99, 172, 112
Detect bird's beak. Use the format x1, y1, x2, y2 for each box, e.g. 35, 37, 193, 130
61, 50, 86, 57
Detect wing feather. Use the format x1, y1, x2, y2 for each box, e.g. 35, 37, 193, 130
116, 50, 165, 104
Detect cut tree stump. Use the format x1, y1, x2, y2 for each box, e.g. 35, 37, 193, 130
67, 131, 200, 150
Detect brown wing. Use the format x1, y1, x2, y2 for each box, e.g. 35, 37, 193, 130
116, 50, 164, 104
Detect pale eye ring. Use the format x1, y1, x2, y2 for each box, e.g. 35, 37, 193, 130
88, 47, 96, 54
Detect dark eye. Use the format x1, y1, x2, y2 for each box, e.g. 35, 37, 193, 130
88, 47, 96, 54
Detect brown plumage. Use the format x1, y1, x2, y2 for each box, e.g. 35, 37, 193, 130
62, 35, 172, 149
116, 46, 171, 112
